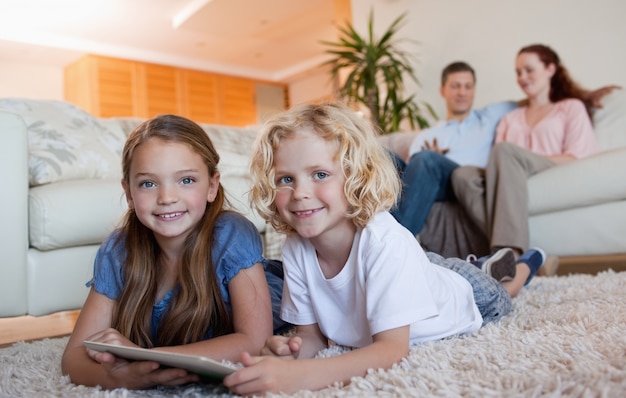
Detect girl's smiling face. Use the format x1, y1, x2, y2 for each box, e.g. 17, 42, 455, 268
273, 129, 354, 243
123, 137, 220, 246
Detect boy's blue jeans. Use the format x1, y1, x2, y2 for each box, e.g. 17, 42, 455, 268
390, 151, 460, 235
426, 252, 512, 325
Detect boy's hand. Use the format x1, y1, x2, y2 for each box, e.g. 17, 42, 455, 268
260, 335, 302, 358
223, 352, 301, 395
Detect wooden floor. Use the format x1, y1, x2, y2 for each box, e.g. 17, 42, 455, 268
0, 255, 624, 348
557, 254, 626, 276
0, 310, 79, 348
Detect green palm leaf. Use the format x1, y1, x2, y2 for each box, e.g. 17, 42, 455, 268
322, 9, 436, 134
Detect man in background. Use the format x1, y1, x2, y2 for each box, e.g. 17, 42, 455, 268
390, 61, 516, 236
389, 61, 616, 275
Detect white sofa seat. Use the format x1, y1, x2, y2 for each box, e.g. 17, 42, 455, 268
529, 201, 626, 257
526, 146, 626, 256
527, 90, 626, 256
418, 90, 626, 260
27, 246, 100, 316
528, 148, 626, 215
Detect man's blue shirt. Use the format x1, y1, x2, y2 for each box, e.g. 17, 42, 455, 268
409, 101, 517, 167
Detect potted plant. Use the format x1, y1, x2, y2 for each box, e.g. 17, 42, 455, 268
322, 10, 436, 134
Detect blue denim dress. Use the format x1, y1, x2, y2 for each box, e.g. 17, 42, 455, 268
88, 211, 289, 339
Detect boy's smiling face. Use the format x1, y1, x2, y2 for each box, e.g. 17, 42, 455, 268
273, 128, 354, 245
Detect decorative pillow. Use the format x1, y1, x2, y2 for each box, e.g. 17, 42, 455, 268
0, 98, 126, 186
217, 149, 266, 231
105, 117, 145, 137
201, 124, 259, 157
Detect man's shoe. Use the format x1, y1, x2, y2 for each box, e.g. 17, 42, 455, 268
468, 248, 517, 282
517, 248, 547, 285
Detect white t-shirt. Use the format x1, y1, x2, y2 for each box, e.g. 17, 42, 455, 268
280, 212, 482, 347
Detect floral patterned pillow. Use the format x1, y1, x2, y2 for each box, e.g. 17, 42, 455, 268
0, 98, 126, 186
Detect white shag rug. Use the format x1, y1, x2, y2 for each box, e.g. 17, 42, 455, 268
2, 271, 626, 397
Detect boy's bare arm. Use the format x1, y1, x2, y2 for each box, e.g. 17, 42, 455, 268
224, 325, 410, 395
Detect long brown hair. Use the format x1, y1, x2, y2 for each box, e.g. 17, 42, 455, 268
518, 44, 591, 116
113, 114, 232, 347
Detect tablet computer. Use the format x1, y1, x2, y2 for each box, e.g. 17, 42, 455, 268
84, 340, 238, 379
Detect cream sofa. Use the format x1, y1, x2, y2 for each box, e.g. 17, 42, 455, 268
0, 98, 282, 318
2, 92, 625, 319
404, 90, 626, 265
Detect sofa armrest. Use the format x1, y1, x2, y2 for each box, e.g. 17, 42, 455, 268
0, 111, 29, 317
377, 132, 419, 162
528, 147, 626, 215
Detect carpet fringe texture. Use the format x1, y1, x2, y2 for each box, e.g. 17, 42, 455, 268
2, 271, 626, 397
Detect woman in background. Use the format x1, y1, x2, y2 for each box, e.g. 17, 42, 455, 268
452, 44, 599, 296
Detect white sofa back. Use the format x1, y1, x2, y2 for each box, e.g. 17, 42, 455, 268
0, 98, 266, 255
593, 89, 626, 151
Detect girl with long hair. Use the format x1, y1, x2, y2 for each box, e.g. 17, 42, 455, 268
62, 114, 286, 389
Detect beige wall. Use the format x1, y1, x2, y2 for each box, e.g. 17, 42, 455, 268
288, 69, 335, 106
352, 0, 626, 120
0, 61, 64, 100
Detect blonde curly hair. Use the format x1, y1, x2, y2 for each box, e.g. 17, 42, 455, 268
249, 102, 401, 234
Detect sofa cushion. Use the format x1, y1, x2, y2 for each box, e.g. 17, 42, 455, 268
29, 179, 127, 250
529, 200, 626, 257
528, 147, 626, 215
219, 150, 265, 232
593, 89, 626, 151
377, 131, 419, 162
29, 171, 265, 251
0, 98, 126, 186
202, 124, 259, 156
27, 245, 97, 315
105, 117, 144, 137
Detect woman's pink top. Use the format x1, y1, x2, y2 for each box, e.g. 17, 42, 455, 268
495, 98, 598, 159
